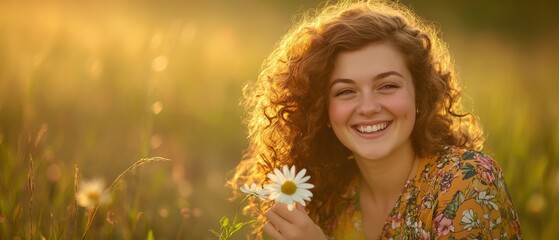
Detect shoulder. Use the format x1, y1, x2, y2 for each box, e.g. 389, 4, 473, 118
432, 146, 502, 186
427, 146, 508, 208
425, 147, 522, 239
436, 146, 498, 168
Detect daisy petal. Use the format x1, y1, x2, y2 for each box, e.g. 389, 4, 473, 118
267, 173, 279, 183
298, 189, 313, 198
268, 192, 280, 200
294, 168, 307, 182
298, 175, 310, 183
287, 204, 295, 211
289, 166, 296, 179
291, 194, 305, 205
282, 165, 291, 179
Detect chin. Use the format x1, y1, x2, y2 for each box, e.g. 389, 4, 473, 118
355, 150, 390, 161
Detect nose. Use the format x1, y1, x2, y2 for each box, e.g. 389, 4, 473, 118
357, 93, 381, 115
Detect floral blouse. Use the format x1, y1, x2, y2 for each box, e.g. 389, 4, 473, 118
332, 147, 522, 239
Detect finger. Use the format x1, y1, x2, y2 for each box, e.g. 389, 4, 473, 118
295, 202, 306, 212
272, 202, 302, 216
271, 203, 309, 226
265, 206, 292, 234
263, 221, 285, 240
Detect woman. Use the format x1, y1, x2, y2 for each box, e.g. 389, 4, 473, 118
229, 1, 522, 239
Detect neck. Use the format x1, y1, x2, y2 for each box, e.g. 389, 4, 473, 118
355, 142, 417, 204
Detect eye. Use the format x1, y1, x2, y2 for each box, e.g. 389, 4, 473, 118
334, 89, 355, 97
379, 83, 399, 90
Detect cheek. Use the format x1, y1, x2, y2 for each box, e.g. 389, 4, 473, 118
387, 93, 416, 119
327, 101, 350, 141
327, 101, 347, 124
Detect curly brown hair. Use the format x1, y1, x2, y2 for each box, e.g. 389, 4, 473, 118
228, 0, 484, 237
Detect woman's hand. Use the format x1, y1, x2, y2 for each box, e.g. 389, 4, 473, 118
263, 203, 327, 240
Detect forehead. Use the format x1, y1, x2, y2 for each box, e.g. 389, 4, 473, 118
330, 42, 410, 80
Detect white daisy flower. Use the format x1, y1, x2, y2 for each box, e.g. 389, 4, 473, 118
76, 178, 111, 209
264, 165, 314, 211
240, 183, 268, 199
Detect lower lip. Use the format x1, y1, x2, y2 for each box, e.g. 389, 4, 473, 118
354, 124, 390, 139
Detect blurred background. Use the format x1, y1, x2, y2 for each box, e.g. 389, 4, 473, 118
0, 0, 557, 239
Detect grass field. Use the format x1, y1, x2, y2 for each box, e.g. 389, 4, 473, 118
1, 1, 557, 239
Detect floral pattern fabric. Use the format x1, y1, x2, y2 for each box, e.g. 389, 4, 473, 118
332, 147, 522, 239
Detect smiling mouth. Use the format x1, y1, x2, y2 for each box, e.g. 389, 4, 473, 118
355, 122, 389, 133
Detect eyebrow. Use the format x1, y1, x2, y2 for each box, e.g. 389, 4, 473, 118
329, 71, 404, 89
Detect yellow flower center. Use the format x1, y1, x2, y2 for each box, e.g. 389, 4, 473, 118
87, 192, 100, 202
281, 181, 297, 195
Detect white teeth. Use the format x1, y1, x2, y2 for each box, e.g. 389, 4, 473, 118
357, 123, 387, 133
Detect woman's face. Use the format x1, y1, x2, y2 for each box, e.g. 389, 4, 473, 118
328, 42, 416, 161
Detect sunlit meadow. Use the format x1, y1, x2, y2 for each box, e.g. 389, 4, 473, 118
0, 1, 558, 239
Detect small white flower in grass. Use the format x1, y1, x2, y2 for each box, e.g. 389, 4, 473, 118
240, 183, 268, 199
265, 165, 314, 211
76, 178, 111, 209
